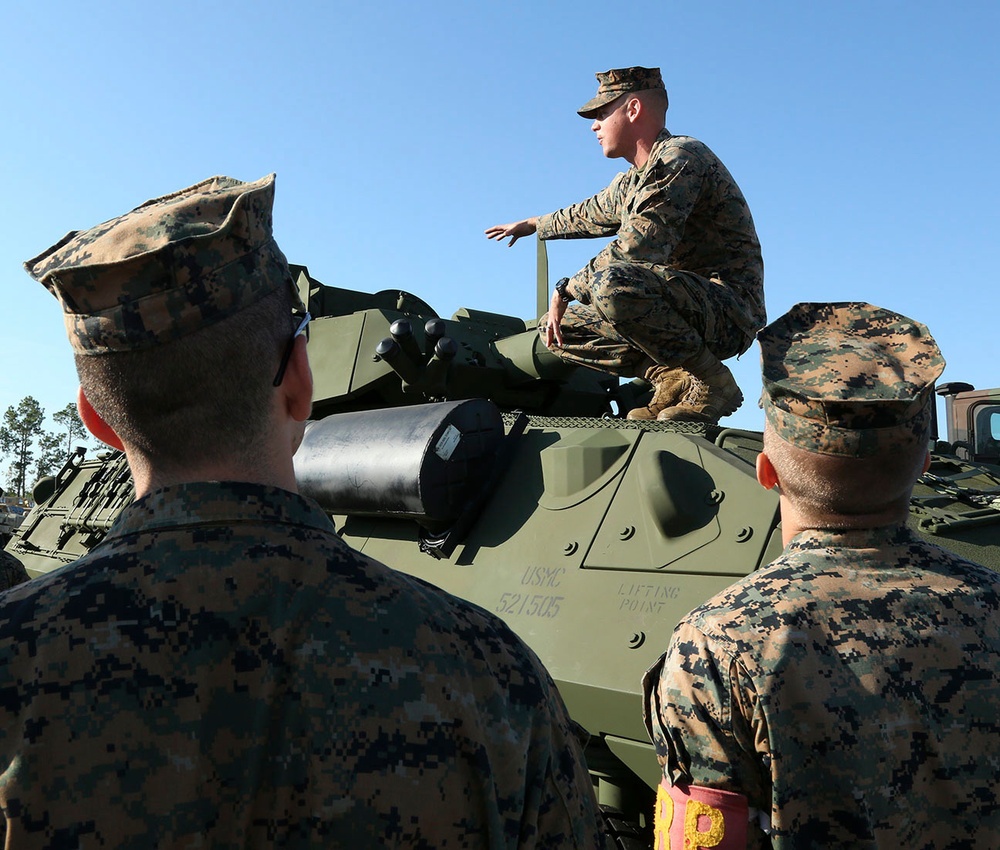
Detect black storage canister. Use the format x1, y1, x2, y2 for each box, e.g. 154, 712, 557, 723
294, 399, 505, 524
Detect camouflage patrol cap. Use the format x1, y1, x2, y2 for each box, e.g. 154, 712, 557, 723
24, 174, 292, 355
758, 302, 946, 458
577, 66, 667, 119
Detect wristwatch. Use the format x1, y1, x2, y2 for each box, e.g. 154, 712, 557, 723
555, 277, 572, 303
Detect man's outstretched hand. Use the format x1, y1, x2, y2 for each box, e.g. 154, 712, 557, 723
484, 217, 538, 247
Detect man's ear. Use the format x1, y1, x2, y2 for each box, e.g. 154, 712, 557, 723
282, 335, 314, 423
756, 450, 780, 491
922, 450, 931, 474
77, 387, 125, 451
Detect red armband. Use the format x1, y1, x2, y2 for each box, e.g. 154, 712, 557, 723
653, 778, 749, 850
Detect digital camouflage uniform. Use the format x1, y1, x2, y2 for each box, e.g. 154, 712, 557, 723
537, 130, 765, 377
643, 303, 1000, 848
645, 526, 1000, 848
0, 550, 28, 593
9, 175, 608, 848
0, 481, 606, 848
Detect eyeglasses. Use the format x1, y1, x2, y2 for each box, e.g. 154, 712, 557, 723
272, 310, 311, 387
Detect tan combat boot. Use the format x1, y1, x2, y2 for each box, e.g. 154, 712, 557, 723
656, 348, 743, 424
626, 365, 691, 420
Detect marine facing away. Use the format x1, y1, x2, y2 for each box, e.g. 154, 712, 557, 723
643, 301, 1000, 848
486, 66, 765, 424
0, 174, 608, 848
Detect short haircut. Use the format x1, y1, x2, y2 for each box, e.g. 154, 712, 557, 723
637, 87, 669, 118
76, 285, 296, 471
763, 424, 928, 521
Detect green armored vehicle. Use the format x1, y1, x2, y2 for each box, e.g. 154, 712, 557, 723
8, 265, 1000, 847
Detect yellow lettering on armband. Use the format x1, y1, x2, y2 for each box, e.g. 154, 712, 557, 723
653, 781, 674, 849
653, 779, 747, 850
684, 800, 725, 848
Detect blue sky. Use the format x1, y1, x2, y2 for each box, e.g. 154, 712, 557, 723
3, 1, 998, 434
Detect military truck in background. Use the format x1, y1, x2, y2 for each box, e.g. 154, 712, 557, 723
0, 503, 26, 546
7, 265, 1000, 847
935, 383, 1000, 464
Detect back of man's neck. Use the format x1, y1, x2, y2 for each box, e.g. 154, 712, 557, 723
128, 452, 298, 500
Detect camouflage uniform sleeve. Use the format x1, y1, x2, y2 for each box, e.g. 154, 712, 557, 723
643, 622, 771, 845
536, 173, 627, 242
532, 717, 611, 849
437, 588, 609, 847
494, 628, 609, 848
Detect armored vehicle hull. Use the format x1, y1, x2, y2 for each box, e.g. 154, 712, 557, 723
9, 265, 1000, 844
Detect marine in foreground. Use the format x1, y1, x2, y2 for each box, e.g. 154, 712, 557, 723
644, 302, 1000, 848
0, 174, 607, 848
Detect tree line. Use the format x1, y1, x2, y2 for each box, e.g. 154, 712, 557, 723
0, 397, 91, 501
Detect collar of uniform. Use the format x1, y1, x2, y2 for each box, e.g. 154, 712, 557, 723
637, 129, 675, 175
654, 128, 673, 147
105, 480, 337, 539
784, 523, 914, 554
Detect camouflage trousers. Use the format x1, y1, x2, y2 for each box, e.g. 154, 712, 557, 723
538, 263, 758, 378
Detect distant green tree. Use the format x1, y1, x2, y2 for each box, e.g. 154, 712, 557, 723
52, 403, 88, 455
0, 397, 45, 499
34, 431, 66, 481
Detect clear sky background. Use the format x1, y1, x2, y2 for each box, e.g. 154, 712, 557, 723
3, 0, 998, 435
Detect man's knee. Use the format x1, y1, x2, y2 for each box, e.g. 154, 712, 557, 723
591, 265, 663, 324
